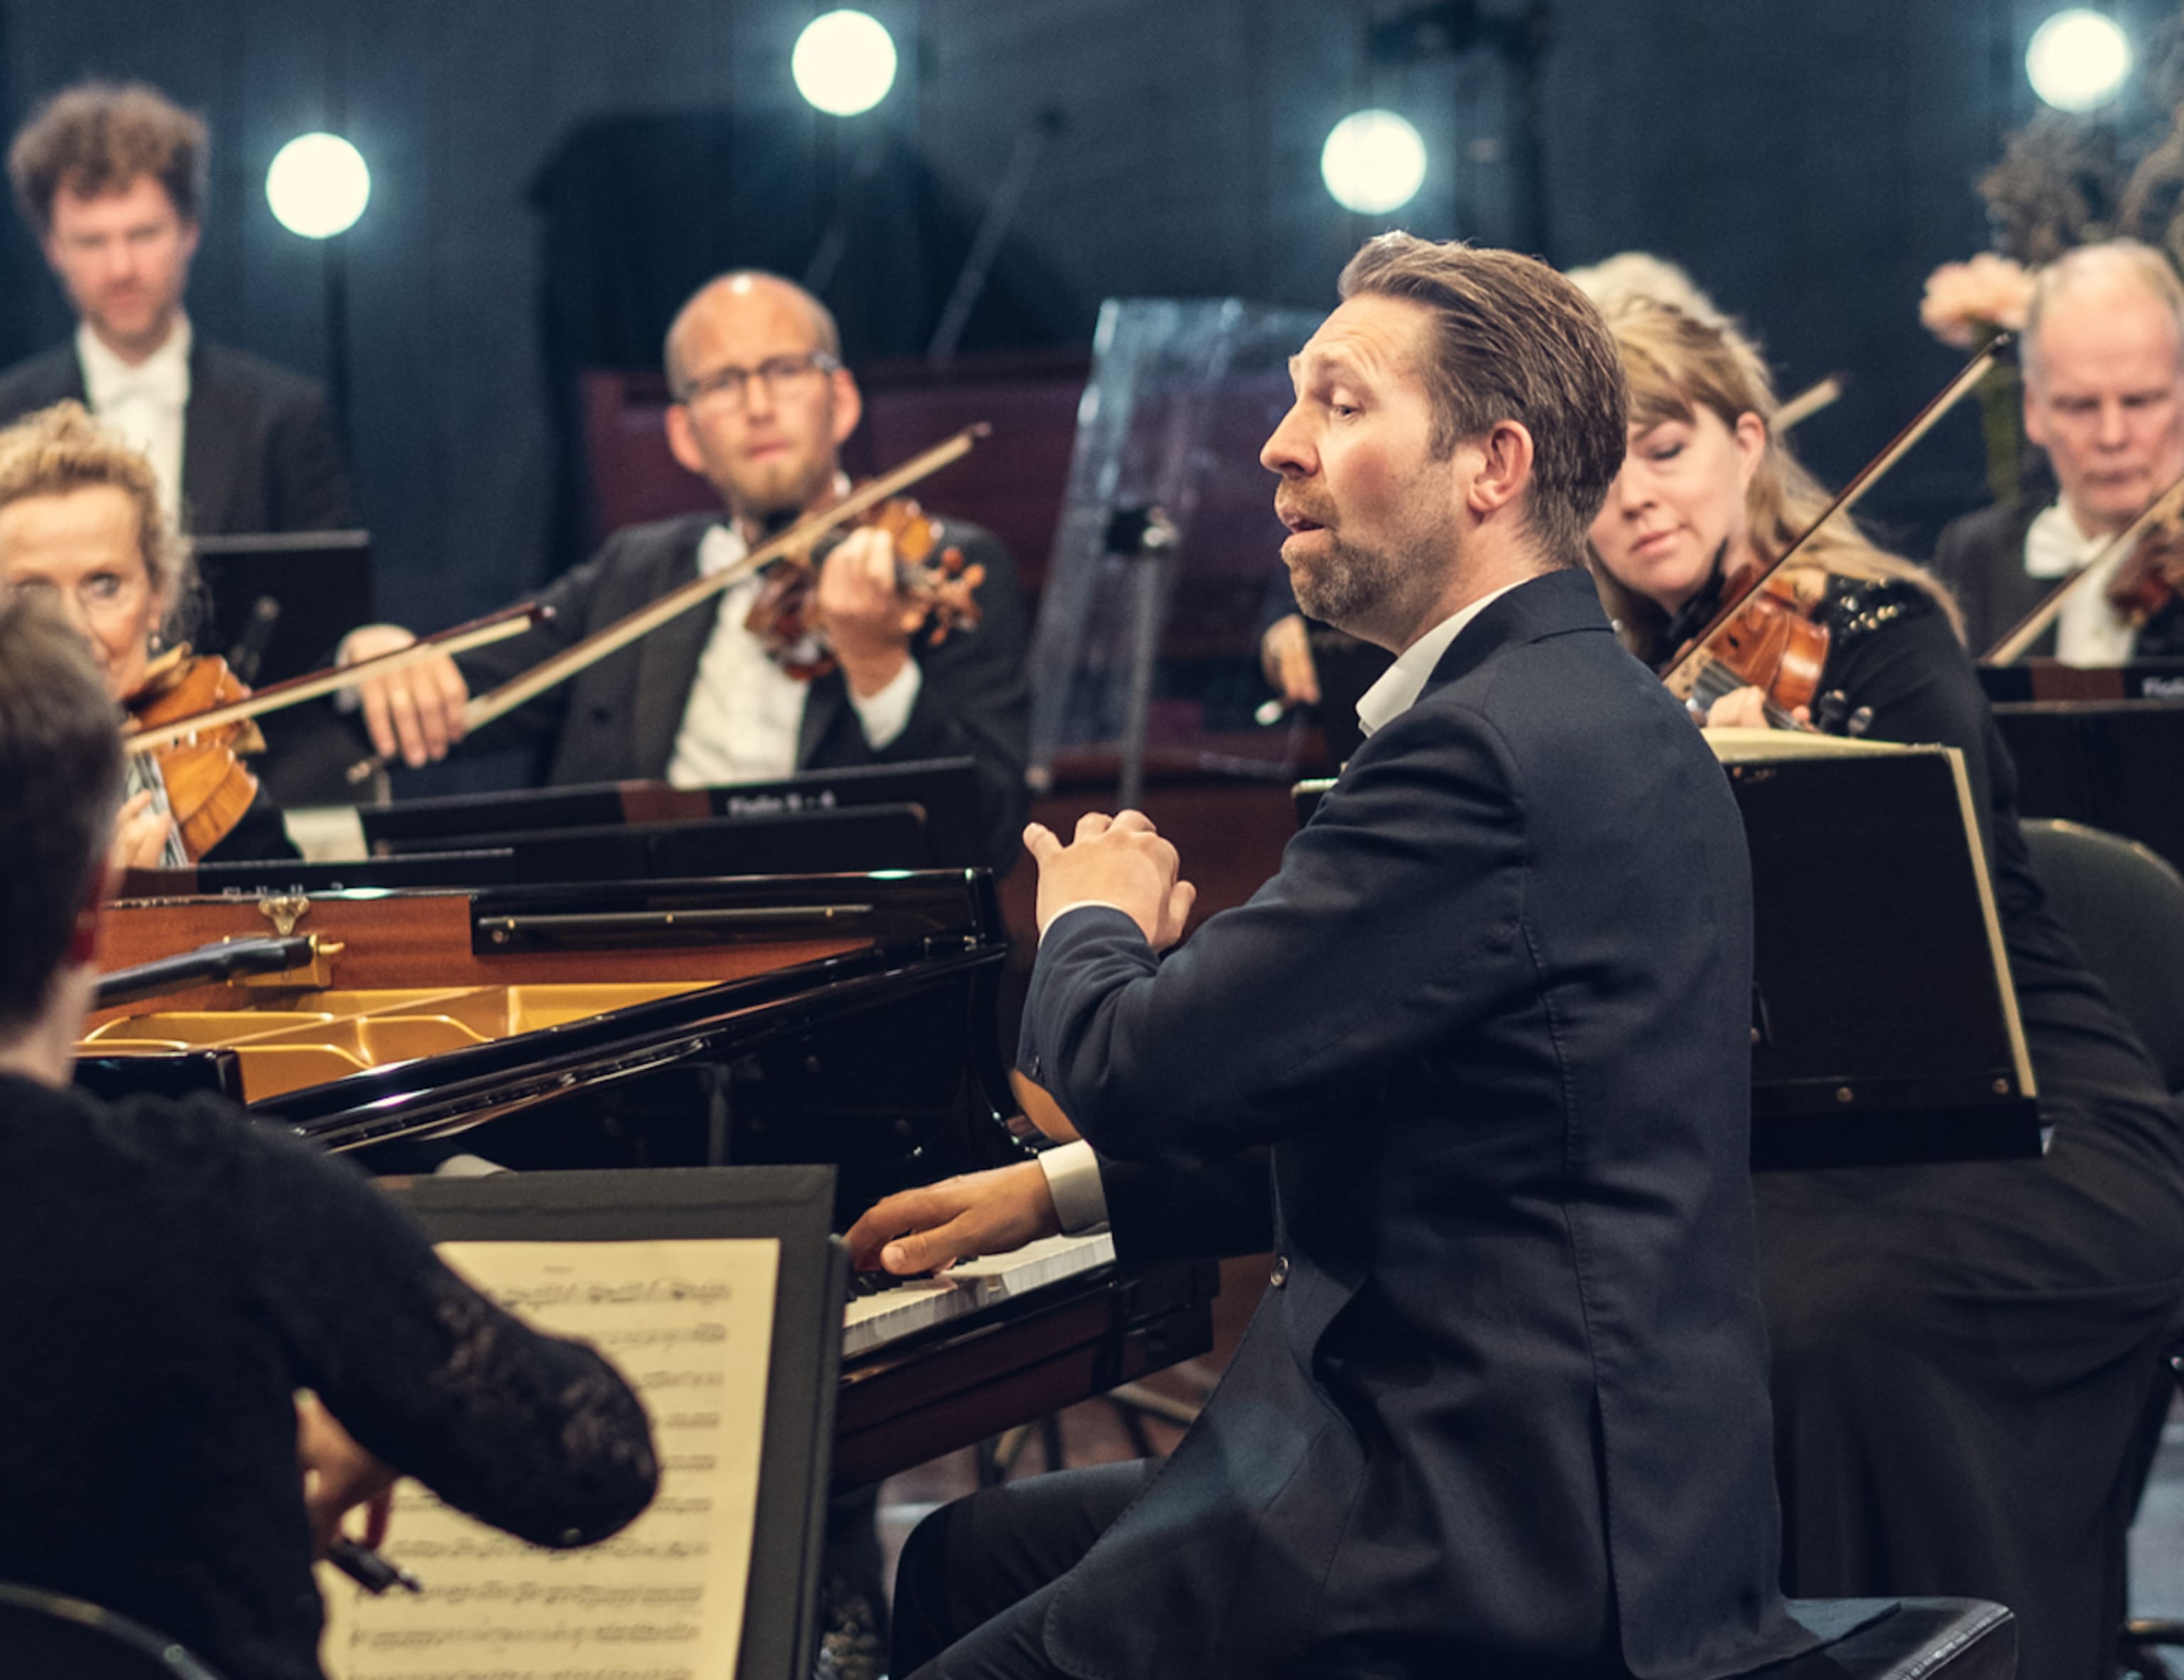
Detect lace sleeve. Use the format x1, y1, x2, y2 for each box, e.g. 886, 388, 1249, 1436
240, 1128, 657, 1546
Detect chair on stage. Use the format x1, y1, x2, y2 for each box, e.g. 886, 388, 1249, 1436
2020, 818, 2184, 1676
2021, 818, 2184, 1098
1770, 1598, 2016, 1679
0, 1581, 226, 1679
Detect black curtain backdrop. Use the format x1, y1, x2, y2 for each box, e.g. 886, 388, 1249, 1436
0, 0, 2132, 669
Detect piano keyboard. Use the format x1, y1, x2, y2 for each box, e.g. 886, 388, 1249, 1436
841, 1231, 1117, 1359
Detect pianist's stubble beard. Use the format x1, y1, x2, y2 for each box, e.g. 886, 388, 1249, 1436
1283, 482, 1465, 648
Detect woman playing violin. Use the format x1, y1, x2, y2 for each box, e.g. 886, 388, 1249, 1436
0, 401, 292, 869
1585, 288, 2184, 1680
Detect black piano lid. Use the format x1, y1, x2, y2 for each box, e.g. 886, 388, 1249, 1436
272, 933, 1005, 1150
97, 868, 1009, 1148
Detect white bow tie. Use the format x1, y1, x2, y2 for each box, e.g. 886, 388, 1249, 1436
100, 355, 188, 410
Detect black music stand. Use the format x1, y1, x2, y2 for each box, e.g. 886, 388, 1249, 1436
191, 530, 375, 807
1712, 733, 2039, 1167
386, 1165, 846, 1680
358, 756, 989, 868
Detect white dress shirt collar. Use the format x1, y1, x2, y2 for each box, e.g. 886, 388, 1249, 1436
1354, 578, 1526, 737
77, 314, 192, 523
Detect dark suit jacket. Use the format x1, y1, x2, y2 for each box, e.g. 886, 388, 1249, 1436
457, 511, 1032, 868
1020, 567, 1810, 1680
0, 337, 351, 535
1929, 501, 2047, 659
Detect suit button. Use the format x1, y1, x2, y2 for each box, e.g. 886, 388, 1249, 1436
1270, 1254, 1290, 1288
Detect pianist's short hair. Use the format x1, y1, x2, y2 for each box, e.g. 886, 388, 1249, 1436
1338, 233, 1627, 568
9, 80, 208, 237
0, 597, 124, 1029
0, 402, 194, 637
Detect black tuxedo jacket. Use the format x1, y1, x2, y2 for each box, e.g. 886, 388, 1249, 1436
1929, 501, 2046, 658
1021, 568, 1811, 1679
458, 511, 1031, 867
0, 338, 351, 536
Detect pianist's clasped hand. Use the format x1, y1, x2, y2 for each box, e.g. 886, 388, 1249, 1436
1024, 810, 1196, 947
845, 1162, 1061, 1278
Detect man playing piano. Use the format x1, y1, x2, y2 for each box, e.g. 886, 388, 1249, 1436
339, 269, 1031, 868
0, 596, 658, 1680
852, 235, 1814, 1680
1932, 239, 2184, 660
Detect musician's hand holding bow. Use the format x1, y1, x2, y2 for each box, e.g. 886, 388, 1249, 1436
815, 525, 921, 698
1697, 685, 1807, 731
845, 1164, 1061, 1277
1024, 810, 1197, 950
338, 624, 471, 768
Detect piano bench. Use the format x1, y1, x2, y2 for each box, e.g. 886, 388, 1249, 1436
1766, 1599, 2016, 1680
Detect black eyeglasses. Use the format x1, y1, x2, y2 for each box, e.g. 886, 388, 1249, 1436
678, 351, 842, 412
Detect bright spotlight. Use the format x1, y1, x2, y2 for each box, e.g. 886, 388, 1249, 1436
265, 133, 371, 239
1320, 110, 1427, 216
2026, 9, 2131, 112
792, 9, 899, 117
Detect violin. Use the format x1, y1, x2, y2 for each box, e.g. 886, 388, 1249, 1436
744, 495, 986, 680
1673, 567, 1830, 728
124, 650, 261, 860
1663, 335, 2006, 710
2104, 513, 2184, 626
1985, 468, 2184, 663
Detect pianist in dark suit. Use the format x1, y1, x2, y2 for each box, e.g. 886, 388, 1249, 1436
1929, 241, 2184, 661
0, 81, 352, 535
0, 595, 656, 1680
338, 269, 1031, 869
855, 234, 1812, 1680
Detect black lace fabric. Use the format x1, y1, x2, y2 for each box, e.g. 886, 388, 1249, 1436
0, 1075, 659, 1680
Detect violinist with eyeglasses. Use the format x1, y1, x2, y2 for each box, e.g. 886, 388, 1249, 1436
339, 269, 1032, 872
1582, 276, 2184, 1680
0, 399, 296, 871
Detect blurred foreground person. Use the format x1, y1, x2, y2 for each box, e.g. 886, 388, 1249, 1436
0, 596, 656, 1680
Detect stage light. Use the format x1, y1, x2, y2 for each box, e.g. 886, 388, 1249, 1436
792, 9, 899, 117
2026, 9, 2131, 112
265, 133, 370, 239
1321, 109, 1428, 215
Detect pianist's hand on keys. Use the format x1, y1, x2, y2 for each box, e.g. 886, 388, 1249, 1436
844, 1161, 1062, 1277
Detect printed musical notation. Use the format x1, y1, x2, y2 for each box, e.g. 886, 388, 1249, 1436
319, 1237, 780, 1680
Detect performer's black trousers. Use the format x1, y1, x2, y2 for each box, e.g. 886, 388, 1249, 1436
892, 1459, 1158, 1679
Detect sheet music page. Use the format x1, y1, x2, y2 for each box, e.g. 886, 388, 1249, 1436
320, 1236, 779, 1680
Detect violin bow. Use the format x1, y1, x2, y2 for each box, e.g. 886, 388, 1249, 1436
121, 604, 549, 756
1981, 468, 2184, 665
461, 423, 989, 734
1659, 336, 2008, 700
1773, 372, 1846, 434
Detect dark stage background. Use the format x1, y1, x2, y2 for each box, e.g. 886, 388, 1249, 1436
0, 0, 2128, 648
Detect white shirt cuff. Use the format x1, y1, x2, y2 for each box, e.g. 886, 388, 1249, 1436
847, 658, 922, 750
1037, 1140, 1110, 1235
1037, 900, 1142, 943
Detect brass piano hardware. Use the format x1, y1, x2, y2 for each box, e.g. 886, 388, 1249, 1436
220, 935, 346, 990
476, 905, 879, 942
258, 894, 310, 937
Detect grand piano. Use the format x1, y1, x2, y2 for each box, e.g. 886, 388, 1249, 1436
78, 861, 1216, 1487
